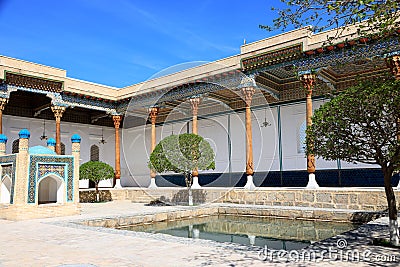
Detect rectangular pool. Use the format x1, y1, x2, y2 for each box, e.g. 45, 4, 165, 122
117, 215, 359, 250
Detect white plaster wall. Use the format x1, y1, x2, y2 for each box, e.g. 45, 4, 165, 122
252, 107, 279, 172
280, 100, 339, 171
198, 115, 229, 174
121, 120, 189, 187
229, 112, 246, 172
280, 102, 308, 170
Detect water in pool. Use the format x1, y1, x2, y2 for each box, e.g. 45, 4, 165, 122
118, 215, 359, 250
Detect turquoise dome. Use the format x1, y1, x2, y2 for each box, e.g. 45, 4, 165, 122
28, 145, 57, 155
0, 134, 7, 144
19, 129, 30, 139
47, 138, 56, 146
71, 134, 81, 143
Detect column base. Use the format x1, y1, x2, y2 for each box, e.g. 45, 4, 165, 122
191, 176, 201, 189
148, 178, 158, 189
114, 179, 122, 189
396, 179, 400, 189
306, 173, 319, 189
193, 228, 200, 239
244, 175, 256, 190
248, 235, 256, 246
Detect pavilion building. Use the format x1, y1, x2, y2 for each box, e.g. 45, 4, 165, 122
0, 25, 399, 194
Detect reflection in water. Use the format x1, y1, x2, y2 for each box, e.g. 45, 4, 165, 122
119, 215, 359, 250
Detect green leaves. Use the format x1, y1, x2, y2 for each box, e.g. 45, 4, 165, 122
307, 77, 400, 170
262, 0, 400, 43
79, 161, 114, 183
148, 133, 215, 175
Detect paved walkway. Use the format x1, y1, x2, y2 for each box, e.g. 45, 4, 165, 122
0, 201, 399, 266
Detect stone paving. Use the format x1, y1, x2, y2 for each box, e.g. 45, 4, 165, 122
0, 201, 399, 266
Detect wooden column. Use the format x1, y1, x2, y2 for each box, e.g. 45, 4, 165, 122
0, 98, 8, 134
189, 97, 201, 177
113, 115, 122, 187
149, 108, 159, 152
51, 105, 66, 155
242, 87, 255, 177
300, 73, 317, 174
189, 98, 200, 135
149, 107, 159, 179
189, 97, 201, 188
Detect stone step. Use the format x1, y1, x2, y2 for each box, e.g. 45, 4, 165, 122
134, 195, 157, 203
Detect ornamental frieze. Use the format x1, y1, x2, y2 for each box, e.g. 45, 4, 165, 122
5, 72, 63, 93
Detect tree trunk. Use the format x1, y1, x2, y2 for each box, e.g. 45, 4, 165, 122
185, 172, 193, 206
95, 182, 100, 203
188, 187, 193, 206
383, 168, 399, 246
188, 224, 193, 238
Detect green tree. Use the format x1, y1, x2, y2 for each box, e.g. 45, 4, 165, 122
261, 0, 400, 42
148, 133, 215, 206
80, 161, 114, 201
306, 77, 400, 245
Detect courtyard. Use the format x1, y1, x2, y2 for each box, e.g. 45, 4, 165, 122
1, 193, 399, 267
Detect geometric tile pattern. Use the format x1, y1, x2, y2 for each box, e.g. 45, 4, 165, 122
38, 164, 66, 180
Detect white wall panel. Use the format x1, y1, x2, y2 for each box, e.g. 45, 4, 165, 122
121, 120, 189, 187
198, 115, 229, 174
229, 112, 246, 172
252, 107, 279, 172
280, 103, 306, 171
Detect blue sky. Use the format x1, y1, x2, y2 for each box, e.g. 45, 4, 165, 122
0, 0, 288, 88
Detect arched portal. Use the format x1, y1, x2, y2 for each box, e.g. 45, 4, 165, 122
0, 175, 12, 204
38, 175, 64, 204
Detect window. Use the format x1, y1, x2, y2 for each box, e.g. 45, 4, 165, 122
12, 139, 19, 154
60, 142, 65, 155
90, 145, 100, 161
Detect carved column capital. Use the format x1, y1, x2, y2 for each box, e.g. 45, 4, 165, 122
189, 97, 201, 116
241, 87, 255, 107
386, 55, 400, 79
112, 115, 122, 129
299, 73, 316, 95
0, 98, 8, 111
148, 107, 159, 124
51, 105, 65, 155
51, 105, 66, 121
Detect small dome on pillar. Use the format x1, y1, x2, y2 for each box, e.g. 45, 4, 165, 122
47, 138, 56, 146
71, 134, 81, 143
0, 134, 7, 144
19, 129, 30, 139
